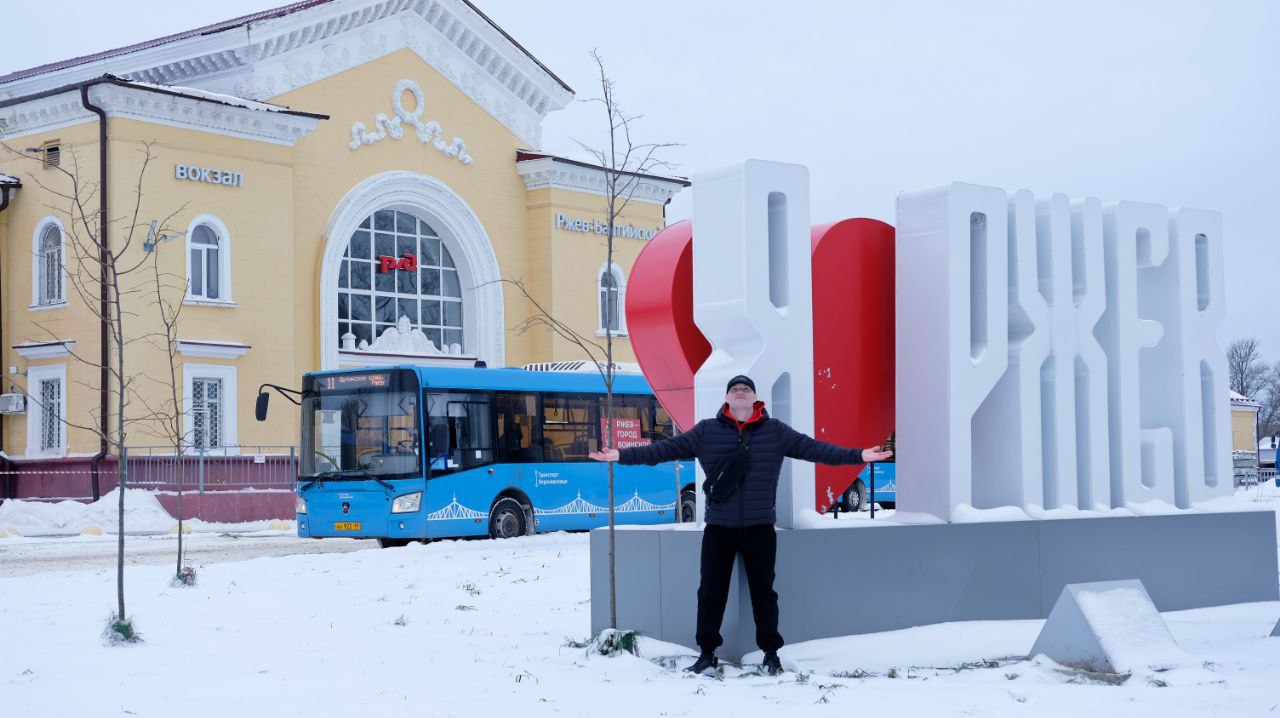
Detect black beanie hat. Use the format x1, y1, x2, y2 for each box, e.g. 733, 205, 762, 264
726, 375, 756, 394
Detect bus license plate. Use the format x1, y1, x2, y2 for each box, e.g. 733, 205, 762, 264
334, 522, 361, 531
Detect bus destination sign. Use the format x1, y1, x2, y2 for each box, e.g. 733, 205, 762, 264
321, 372, 391, 390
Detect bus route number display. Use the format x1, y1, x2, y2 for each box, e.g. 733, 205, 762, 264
323, 372, 391, 390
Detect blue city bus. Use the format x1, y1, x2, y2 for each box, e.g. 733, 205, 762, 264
855, 461, 896, 510
274, 365, 694, 547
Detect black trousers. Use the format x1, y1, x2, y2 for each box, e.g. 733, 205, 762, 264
695, 523, 783, 654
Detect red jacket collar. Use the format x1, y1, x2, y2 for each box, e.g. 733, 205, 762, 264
721, 401, 766, 432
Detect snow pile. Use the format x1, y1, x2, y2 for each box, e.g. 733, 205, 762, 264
0, 488, 174, 536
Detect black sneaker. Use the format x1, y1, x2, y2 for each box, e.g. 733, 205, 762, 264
684, 652, 718, 675
762, 651, 783, 676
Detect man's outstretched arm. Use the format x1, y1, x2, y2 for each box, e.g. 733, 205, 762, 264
779, 423, 893, 465
589, 422, 705, 465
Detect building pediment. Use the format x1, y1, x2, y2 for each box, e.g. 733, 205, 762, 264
0, 0, 573, 149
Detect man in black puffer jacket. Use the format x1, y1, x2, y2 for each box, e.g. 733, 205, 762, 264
590, 374, 892, 676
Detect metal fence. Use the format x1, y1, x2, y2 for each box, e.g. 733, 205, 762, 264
122, 445, 299, 492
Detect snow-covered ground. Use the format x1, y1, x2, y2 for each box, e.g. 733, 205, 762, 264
2, 484, 1278, 717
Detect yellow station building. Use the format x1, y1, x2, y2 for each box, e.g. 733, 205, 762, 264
0, 0, 686, 485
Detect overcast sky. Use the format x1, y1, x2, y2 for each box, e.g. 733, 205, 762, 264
4, 0, 1276, 353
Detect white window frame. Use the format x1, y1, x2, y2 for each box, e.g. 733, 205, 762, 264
597, 261, 628, 336
184, 214, 234, 305
182, 362, 238, 454
30, 216, 67, 309
25, 363, 67, 457
336, 208, 467, 353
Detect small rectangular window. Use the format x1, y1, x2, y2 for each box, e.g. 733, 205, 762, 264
39, 378, 62, 452
192, 377, 223, 448
41, 141, 60, 170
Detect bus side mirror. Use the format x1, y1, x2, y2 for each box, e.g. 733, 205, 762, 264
255, 391, 270, 421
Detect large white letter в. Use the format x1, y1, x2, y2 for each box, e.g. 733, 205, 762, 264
691, 160, 816, 528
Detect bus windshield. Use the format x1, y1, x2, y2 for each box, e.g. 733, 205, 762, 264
300, 370, 421, 479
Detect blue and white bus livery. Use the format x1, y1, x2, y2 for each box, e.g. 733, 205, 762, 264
260, 365, 693, 547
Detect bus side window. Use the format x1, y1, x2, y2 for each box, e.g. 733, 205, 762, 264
542, 393, 600, 461
495, 392, 540, 463
426, 391, 493, 474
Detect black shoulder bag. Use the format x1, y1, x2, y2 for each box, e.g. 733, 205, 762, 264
703, 429, 752, 502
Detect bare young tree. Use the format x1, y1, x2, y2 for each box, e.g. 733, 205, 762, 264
1228, 338, 1267, 400
498, 50, 677, 631
135, 238, 195, 586
580, 49, 678, 631
1258, 362, 1280, 439
2, 140, 182, 641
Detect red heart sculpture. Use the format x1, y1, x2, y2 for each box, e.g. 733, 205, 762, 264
626, 217, 895, 512
624, 220, 711, 428
811, 219, 895, 512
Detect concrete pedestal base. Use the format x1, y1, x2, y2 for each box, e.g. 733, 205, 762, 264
589, 511, 1278, 660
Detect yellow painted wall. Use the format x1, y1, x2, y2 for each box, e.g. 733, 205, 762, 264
1, 48, 673, 456
524, 186, 663, 364
1, 125, 110, 457
1232, 407, 1258, 452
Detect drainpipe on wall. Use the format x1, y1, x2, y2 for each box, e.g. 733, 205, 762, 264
0, 185, 11, 500
80, 82, 109, 502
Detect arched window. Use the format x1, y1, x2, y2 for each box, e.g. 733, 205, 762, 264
31, 219, 65, 307
598, 263, 626, 334
187, 221, 229, 301
337, 209, 464, 352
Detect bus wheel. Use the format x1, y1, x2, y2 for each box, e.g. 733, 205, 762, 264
489, 497, 528, 539
377, 538, 411, 549
679, 490, 697, 523
842, 480, 866, 513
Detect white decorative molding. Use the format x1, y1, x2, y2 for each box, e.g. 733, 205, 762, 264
343, 315, 464, 355
349, 78, 473, 164
175, 340, 251, 360
13, 341, 76, 360
515, 156, 686, 206
0, 1, 574, 149
321, 170, 504, 371
0, 83, 323, 145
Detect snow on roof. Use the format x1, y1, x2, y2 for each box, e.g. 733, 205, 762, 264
516, 150, 691, 187
0, 0, 571, 93
122, 79, 324, 116
0, 0, 336, 86
0, 172, 19, 187
1231, 390, 1261, 406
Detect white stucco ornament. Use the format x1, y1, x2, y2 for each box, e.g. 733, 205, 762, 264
343, 315, 462, 356
350, 79, 473, 165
